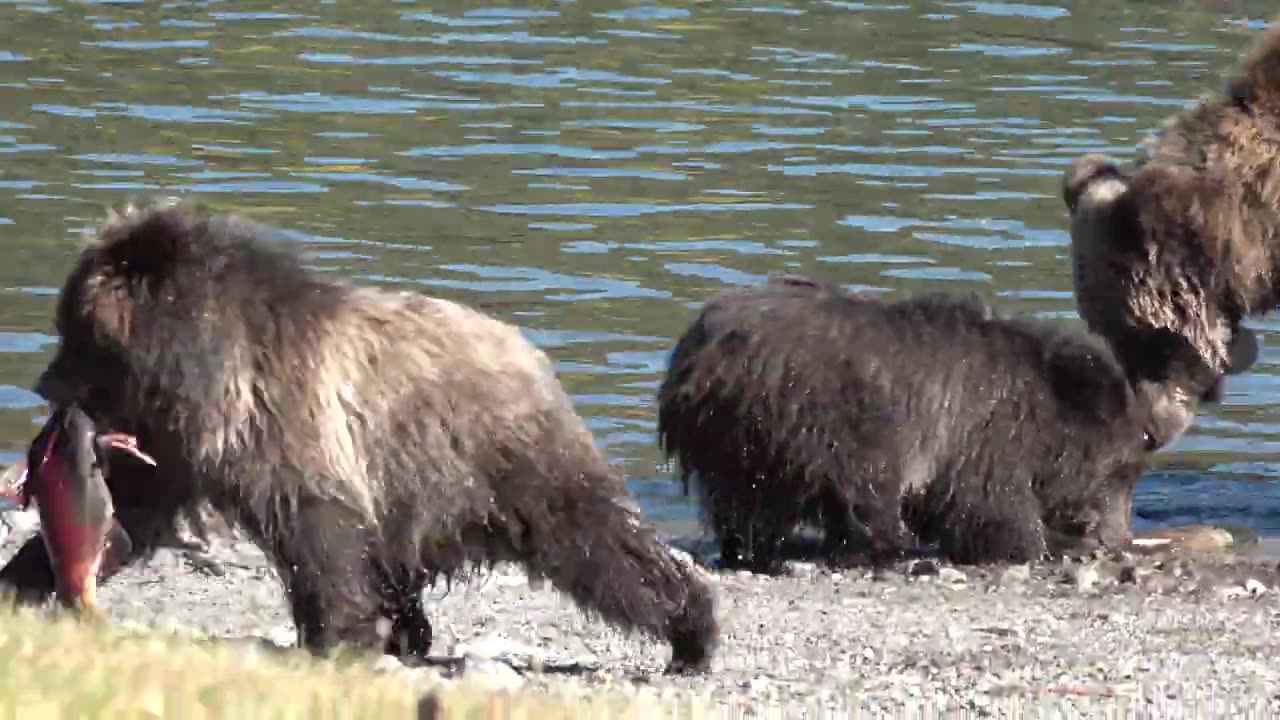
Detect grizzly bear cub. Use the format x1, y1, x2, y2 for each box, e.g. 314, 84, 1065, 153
658, 274, 1206, 573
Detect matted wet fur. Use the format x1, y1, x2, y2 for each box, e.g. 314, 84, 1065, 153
1062, 24, 1280, 393
0, 197, 718, 674
656, 274, 1207, 573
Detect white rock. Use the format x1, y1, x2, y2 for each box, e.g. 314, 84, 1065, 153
492, 573, 528, 588
786, 561, 819, 578
1001, 564, 1031, 583
464, 659, 524, 692
372, 654, 405, 674
456, 632, 546, 668
264, 625, 296, 648
1221, 586, 1250, 601
1074, 565, 1100, 593
1, 508, 38, 536
1247, 579, 1268, 597
404, 667, 449, 692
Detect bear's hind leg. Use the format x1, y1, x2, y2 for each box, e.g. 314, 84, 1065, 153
715, 503, 788, 575
499, 442, 720, 674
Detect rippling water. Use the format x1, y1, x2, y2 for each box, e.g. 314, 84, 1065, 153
1, 0, 1278, 538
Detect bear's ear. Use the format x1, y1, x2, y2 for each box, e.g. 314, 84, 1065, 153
1043, 333, 1131, 422
94, 200, 196, 285
1227, 23, 1280, 108
87, 272, 137, 347
1099, 184, 1150, 258
1063, 153, 1123, 213
67, 199, 204, 348
57, 263, 138, 350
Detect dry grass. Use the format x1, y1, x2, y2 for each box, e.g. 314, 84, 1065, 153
0, 605, 710, 719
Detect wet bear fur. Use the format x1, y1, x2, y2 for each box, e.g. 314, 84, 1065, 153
656, 274, 1207, 573
1061, 24, 1280, 392
0, 197, 719, 674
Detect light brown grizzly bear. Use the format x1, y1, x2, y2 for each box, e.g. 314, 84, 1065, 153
0, 197, 719, 674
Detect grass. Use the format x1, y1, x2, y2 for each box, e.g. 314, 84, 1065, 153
0, 605, 710, 719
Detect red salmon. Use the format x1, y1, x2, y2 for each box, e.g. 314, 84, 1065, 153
17, 406, 155, 613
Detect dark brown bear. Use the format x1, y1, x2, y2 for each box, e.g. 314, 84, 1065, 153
0, 197, 719, 674
656, 274, 1207, 573
1062, 24, 1280, 391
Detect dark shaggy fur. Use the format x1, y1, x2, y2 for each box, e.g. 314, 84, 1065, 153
0, 198, 719, 673
656, 274, 1207, 573
1062, 24, 1280, 391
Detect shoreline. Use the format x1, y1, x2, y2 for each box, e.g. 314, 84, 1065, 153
2, 515, 1279, 716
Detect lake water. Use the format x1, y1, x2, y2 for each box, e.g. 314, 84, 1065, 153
1, 0, 1279, 542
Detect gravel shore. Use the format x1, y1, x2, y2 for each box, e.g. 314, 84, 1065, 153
2, 512, 1279, 718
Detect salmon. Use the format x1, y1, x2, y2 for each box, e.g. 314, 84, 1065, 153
13, 406, 155, 613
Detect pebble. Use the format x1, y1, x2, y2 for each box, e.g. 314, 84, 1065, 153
492, 573, 528, 588
455, 631, 597, 672
263, 625, 295, 649
787, 561, 820, 578
462, 659, 525, 692
908, 559, 939, 577
1219, 579, 1270, 601
0, 508, 38, 537
1117, 564, 1138, 585
2, 528, 1278, 713
1060, 562, 1101, 593
1001, 564, 1031, 584
404, 666, 449, 693
456, 632, 530, 662
1220, 585, 1251, 601
1078, 565, 1101, 592
372, 654, 405, 674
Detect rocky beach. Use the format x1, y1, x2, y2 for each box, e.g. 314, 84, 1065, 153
2, 508, 1277, 718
